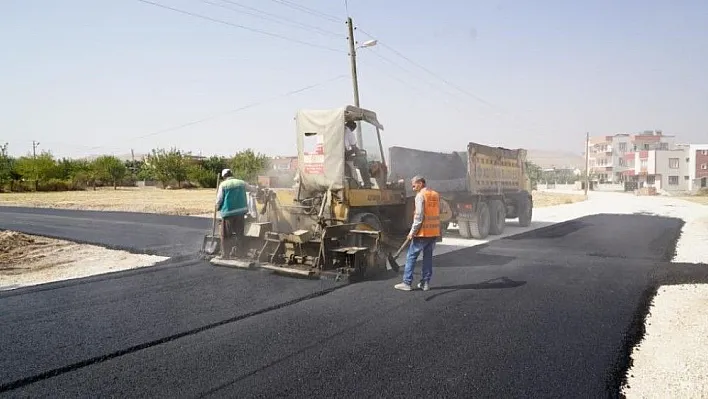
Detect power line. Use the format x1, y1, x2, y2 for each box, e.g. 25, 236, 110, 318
82, 75, 346, 152
201, 0, 342, 38
357, 28, 500, 110
136, 0, 344, 53
265, 0, 341, 23
365, 48, 467, 104
358, 26, 557, 135
360, 53, 473, 117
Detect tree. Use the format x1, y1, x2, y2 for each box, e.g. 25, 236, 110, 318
92, 155, 127, 189
0, 143, 11, 188
524, 161, 542, 190
14, 151, 61, 189
147, 148, 188, 188
230, 149, 269, 183
187, 164, 216, 188
201, 155, 228, 176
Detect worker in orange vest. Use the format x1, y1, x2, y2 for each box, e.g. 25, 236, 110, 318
395, 175, 441, 292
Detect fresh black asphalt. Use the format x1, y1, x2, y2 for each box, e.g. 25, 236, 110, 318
1, 207, 706, 398
0, 206, 211, 256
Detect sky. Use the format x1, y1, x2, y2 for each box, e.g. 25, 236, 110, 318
1, 0, 707, 159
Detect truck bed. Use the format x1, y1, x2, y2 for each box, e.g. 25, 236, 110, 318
387, 143, 527, 197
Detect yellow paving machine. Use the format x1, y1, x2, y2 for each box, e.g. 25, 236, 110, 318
206, 105, 452, 281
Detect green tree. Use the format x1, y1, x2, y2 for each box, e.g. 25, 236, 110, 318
14, 152, 61, 189
201, 155, 228, 175
187, 164, 216, 188
230, 149, 269, 183
92, 155, 127, 189
0, 143, 11, 188
524, 161, 542, 190
147, 148, 188, 188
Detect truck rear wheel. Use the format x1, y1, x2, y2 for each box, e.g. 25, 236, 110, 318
488, 199, 506, 235
517, 194, 533, 227
469, 201, 490, 239
458, 219, 472, 238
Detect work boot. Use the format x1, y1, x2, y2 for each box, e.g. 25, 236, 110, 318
394, 282, 412, 291
417, 282, 430, 291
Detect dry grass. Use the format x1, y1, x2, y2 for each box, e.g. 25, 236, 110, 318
680, 196, 708, 206
0, 187, 587, 216
532, 191, 587, 207
0, 187, 216, 216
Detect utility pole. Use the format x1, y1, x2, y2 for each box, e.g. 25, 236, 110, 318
31, 140, 40, 191
584, 132, 590, 199
346, 17, 363, 146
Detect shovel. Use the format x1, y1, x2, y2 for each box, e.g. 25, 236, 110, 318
386, 237, 411, 272
201, 173, 221, 256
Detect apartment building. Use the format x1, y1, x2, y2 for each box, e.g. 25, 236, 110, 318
586, 130, 675, 183
614, 143, 708, 193
688, 144, 708, 192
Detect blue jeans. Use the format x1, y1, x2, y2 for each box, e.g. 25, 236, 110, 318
403, 237, 437, 285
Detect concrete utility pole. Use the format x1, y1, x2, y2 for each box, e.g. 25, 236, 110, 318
32, 140, 40, 158
346, 17, 363, 146
584, 132, 590, 199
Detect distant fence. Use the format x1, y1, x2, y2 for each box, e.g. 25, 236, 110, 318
536, 182, 626, 193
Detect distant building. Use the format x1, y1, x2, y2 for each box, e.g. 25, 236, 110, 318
585, 130, 676, 183
688, 144, 708, 192
269, 156, 298, 171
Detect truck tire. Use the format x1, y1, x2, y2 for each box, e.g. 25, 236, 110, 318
458, 219, 472, 238
488, 199, 506, 235
469, 201, 490, 239
517, 194, 533, 227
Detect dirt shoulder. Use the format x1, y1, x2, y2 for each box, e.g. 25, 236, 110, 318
532, 191, 586, 207
0, 187, 215, 216
0, 231, 168, 290
0, 187, 584, 216
680, 196, 708, 206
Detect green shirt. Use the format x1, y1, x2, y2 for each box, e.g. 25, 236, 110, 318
216, 177, 249, 217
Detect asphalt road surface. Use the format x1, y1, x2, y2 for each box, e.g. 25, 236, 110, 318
0, 206, 210, 257
2, 209, 706, 398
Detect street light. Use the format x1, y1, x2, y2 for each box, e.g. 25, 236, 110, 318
347, 18, 378, 145
359, 39, 377, 49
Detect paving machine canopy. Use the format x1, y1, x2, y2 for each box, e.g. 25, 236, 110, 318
296, 105, 384, 197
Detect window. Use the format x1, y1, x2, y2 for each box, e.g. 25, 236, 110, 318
702, 150, 708, 156
659, 143, 669, 150
685, 176, 690, 180
702, 164, 708, 170
668, 176, 679, 185
618, 143, 627, 152
669, 158, 679, 169
641, 159, 648, 168
356, 121, 384, 163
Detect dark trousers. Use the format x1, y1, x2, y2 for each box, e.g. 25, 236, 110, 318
220, 214, 245, 258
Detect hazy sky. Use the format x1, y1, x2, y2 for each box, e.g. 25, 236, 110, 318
1, 0, 707, 159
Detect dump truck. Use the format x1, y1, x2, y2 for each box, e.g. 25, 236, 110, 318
388, 143, 533, 239
206, 105, 416, 281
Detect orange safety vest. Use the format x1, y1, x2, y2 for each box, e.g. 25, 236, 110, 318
415, 188, 441, 237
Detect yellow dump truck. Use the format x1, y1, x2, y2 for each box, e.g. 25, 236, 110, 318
388, 142, 533, 239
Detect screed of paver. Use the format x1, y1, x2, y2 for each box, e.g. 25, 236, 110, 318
0, 231, 168, 290
622, 284, 708, 398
